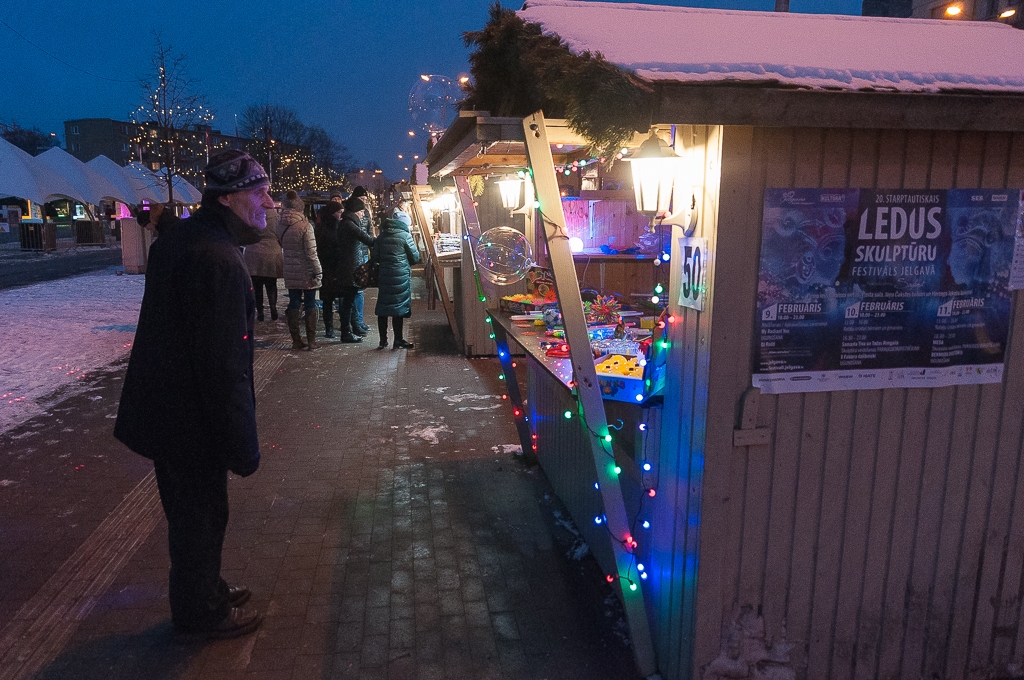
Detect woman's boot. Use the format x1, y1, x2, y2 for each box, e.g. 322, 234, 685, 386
285, 309, 306, 350
305, 308, 319, 350
268, 285, 279, 321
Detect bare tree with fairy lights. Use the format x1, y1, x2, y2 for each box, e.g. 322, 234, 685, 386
239, 104, 354, 195
130, 36, 214, 204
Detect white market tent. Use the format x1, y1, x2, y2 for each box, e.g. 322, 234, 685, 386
35, 147, 132, 205
123, 162, 203, 204
87, 155, 164, 204
0, 136, 87, 205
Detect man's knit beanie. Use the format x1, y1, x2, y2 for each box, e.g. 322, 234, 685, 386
345, 196, 366, 213
350, 186, 367, 199
329, 190, 344, 201
204, 149, 269, 196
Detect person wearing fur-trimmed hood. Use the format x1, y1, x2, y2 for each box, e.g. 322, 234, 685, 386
373, 209, 420, 349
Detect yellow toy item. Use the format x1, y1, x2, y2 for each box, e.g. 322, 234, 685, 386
594, 354, 643, 377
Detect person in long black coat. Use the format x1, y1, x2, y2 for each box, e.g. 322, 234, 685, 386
374, 209, 420, 349
314, 201, 344, 338
335, 196, 376, 343
114, 149, 269, 642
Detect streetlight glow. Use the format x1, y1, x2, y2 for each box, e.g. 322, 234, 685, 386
945, 4, 962, 15
1000, 7, 1017, 16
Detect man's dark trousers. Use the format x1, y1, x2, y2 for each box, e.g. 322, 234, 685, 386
153, 459, 232, 630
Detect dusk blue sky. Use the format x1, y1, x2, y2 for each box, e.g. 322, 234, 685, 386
1, 0, 860, 181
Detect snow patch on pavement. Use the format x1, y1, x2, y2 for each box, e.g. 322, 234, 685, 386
0, 270, 144, 436
491, 444, 523, 456
442, 393, 500, 404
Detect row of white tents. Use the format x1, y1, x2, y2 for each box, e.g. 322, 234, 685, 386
0, 135, 202, 210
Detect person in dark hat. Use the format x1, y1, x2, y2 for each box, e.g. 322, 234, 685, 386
114, 148, 270, 643
333, 194, 376, 342
346, 186, 373, 335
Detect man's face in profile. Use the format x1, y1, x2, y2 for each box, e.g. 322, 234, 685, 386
219, 185, 275, 229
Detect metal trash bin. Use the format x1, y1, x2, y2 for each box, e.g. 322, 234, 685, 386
73, 220, 105, 245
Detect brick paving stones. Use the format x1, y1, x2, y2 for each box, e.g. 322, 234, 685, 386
0, 282, 639, 679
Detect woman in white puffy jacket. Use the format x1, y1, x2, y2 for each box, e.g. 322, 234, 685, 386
276, 190, 322, 349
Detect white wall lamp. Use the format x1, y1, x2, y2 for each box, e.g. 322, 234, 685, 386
497, 177, 524, 212
497, 174, 536, 216
624, 130, 699, 236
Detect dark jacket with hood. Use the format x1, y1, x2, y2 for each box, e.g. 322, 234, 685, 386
315, 204, 345, 297
338, 209, 376, 290
114, 197, 261, 477
373, 217, 420, 317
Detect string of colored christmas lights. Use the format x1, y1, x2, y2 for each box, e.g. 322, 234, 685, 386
467, 169, 676, 600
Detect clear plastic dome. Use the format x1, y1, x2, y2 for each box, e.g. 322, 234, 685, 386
474, 227, 534, 285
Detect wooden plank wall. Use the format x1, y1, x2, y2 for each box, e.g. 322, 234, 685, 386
643, 124, 723, 680
525, 354, 618, 575
694, 127, 1024, 680
561, 198, 650, 251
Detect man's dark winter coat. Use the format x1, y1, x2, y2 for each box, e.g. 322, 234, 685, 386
114, 200, 260, 477
338, 209, 376, 289
373, 217, 420, 318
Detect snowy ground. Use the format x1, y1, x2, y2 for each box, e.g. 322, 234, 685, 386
0, 268, 144, 436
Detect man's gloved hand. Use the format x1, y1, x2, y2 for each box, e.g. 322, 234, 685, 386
135, 203, 165, 229
229, 450, 260, 478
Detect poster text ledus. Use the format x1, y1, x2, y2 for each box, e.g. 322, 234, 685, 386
753, 188, 1020, 393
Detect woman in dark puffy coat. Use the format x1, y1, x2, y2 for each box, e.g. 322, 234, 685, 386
373, 209, 420, 349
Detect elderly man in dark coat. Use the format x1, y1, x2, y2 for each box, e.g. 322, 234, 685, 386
334, 195, 376, 343
114, 149, 271, 642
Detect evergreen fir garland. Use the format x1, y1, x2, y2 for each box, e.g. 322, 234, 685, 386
462, 2, 655, 156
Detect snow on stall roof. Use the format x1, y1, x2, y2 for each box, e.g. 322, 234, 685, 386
518, 0, 1024, 93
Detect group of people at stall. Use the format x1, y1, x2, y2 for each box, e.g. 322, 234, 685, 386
242, 186, 420, 351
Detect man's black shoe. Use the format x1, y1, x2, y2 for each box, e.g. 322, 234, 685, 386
228, 585, 251, 607
173, 606, 263, 644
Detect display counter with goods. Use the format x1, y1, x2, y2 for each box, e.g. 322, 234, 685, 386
492, 302, 668, 405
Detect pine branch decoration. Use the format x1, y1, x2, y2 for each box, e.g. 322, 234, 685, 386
462, 2, 655, 156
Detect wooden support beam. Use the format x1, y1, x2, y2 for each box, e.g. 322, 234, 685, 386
521, 112, 659, 679
410, 187, 462, 351
489, 323, 537, 465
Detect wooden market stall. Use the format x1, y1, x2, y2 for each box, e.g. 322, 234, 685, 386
432, 1, 1024, 679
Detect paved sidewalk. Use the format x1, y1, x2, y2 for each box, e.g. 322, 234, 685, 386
0, 281, 638, 679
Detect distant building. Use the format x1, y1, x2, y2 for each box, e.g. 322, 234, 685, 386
862, 0, 912, 16
905, 0, 1022, 24
64, 119, 137, 166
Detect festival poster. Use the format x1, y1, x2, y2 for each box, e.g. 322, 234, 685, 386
753, 188, 1020, 393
